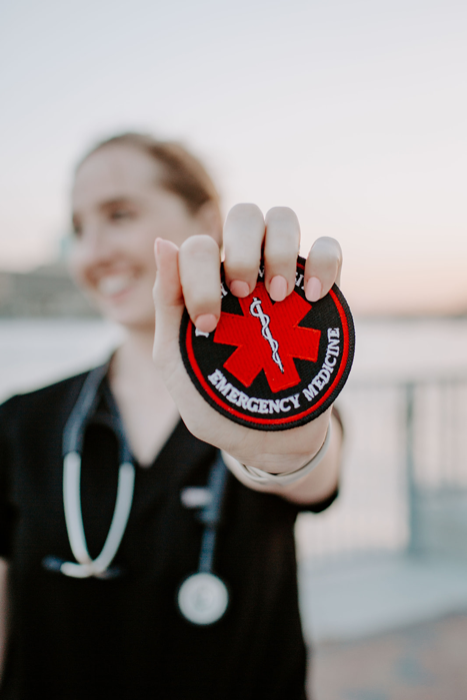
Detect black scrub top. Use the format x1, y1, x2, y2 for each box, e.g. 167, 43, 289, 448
0, 370, 337, 700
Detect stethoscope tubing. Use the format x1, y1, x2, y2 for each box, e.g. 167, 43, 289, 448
44, 363, 135, 579
44, 362, 230, 624
61, 451, 135, 578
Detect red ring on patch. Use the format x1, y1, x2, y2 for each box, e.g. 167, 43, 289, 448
180, 256, 355, 431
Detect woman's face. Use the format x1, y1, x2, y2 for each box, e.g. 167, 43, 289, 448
70, 144, 217, 329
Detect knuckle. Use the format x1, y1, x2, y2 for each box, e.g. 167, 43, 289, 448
183, 270, 218, 301
264, 208, 300, 263
265, 206, 299, 227
309, 257, 337, 278
180, 234, 219, 258
266, 229, 299, 253
189, 291, 218, 310
224, 205, 265, 261
224, 257, 259, 280
267, 226, 299, 248
264, 241, 300, 273
226, 203, 264, 225
306, 245, 340, 281
312, 236, 342, 261
264, 247, 297, 269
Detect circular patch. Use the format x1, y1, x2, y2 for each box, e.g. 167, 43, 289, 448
178, 572, 229, 625
180, 256, 355, 431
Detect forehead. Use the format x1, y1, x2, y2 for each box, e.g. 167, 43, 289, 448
72, 144, 164, 211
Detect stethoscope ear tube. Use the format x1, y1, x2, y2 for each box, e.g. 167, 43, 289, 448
62, 452, 92, 567
43, 364, 135, 579
61, 452, 135, 578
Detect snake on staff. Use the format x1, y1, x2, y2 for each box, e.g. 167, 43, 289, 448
249, 297, 284, 373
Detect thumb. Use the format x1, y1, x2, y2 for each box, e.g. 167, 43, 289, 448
153, 238, 185, 366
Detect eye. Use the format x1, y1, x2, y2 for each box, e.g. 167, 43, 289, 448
109, 208, 133, 222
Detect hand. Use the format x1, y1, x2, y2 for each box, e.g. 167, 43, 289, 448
152, 204, 343, 473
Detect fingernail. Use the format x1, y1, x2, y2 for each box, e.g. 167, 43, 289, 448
194, 313, 218, 333
269, 275, 288, 302
230, 280, 250, 297
305, 276, 322, 302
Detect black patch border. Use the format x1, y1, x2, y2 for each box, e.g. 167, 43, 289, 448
180, 256, 355, 432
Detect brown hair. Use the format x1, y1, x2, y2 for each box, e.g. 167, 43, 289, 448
77, 132, 221, 216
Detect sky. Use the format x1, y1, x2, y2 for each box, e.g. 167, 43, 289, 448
0, 0, 466, 314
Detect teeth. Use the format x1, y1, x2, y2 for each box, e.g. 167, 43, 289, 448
98, 274, 133, 297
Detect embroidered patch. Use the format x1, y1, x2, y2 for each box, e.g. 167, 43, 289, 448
180, 256, 355, 431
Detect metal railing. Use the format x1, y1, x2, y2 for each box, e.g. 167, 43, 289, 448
296, 374, 467, 561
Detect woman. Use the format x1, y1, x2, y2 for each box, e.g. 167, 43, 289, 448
0, 133, 344, 699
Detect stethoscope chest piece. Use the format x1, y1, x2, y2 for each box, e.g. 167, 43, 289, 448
178, 572, 228, 625
178, 452, 230, 625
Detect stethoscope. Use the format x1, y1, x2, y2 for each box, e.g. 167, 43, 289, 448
42, 363, 230, 625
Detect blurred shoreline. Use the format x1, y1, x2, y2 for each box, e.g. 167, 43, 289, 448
2, 262, 467, 400
1, 262, 466, 320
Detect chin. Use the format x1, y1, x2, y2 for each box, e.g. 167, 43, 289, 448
96, 294, 154, 327
106, 306, 155, 331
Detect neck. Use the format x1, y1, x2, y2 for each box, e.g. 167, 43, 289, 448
107, 323, 180, 467
111, 325, 157, 384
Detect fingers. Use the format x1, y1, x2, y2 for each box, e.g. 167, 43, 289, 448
304, 237, 343, 302
155, 211, 343, 354
263, 207, 300, 301
223, 204, 264, 298
153, 238, 183, 310
223, 205, 300, 302
178, 234, 221, 333
153, 238, 184, 363
153, 236, 222, 371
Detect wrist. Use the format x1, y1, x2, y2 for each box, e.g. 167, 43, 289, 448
222, 421, 332, 487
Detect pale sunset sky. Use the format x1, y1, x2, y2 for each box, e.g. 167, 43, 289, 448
0, 0, 466, 314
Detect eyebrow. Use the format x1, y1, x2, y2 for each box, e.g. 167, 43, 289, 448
99, 196, 136, 210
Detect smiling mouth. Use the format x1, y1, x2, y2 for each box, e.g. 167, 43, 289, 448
97, 274, 135, 298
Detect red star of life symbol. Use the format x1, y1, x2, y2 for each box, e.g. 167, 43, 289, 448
213, 282, 321, 393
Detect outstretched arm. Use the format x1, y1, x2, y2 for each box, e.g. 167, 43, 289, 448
153, 204, 345, 504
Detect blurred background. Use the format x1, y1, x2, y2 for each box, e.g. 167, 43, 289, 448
1, 0, 467, 698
